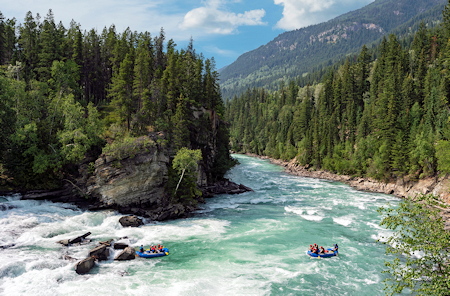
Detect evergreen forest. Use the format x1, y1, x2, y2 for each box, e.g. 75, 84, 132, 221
0, 10, 232, 191
226, 4, 450, 182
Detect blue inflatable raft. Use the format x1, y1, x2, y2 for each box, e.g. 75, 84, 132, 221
307, 244, 338, 258
136, 247, 169, 258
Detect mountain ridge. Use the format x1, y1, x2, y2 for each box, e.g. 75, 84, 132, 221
219, 0, 446, 99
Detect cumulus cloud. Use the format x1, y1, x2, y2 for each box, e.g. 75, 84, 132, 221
273, 0, 374, 31
274, 0, 335, 30
180, 0, 266, 35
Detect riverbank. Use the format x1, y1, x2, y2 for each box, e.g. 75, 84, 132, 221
244, 154, 450, 201
244, 153, 450, 228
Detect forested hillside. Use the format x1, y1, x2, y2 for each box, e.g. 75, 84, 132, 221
220, 0, 446, 99
0, 10, 233, 192
226, 3, 450, 182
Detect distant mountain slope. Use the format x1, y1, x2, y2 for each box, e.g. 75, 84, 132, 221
219, 0, 446, 99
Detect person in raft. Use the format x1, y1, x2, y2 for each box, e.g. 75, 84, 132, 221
139, 245, 144, 253
309, 244, 319, 254
150, 245, 163, 253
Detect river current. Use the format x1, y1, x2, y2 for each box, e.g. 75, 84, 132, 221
0, 154, 399, 296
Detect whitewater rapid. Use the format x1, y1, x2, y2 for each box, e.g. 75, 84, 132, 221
0, 154, 398, 295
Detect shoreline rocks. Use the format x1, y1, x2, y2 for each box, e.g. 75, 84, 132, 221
248, 153, 450, 203
284, 159, 450, 203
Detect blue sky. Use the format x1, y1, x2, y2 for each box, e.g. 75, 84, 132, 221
0, 0, 375, 69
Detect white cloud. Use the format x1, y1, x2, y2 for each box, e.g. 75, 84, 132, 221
180, 0, 266, 35
273, 0, 375, 31
274, 0, 335, 30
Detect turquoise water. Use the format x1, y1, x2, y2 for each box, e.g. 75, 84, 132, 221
0, 154, 398, 295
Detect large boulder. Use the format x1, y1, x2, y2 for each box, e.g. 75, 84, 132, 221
75, 256, 96, 274
88, 244, 110, 261
114, 247, 136, 261
119, 215, 143, 227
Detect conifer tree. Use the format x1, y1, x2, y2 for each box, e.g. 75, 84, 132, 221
37, 10, 63, 82
108, 52, 135, 130
17, 11, 40, 82
0, 12, 6, 65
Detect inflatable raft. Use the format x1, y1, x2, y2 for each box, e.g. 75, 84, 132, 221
307, 248, 338, 258
307, 244, 338, 258
136, 248, 169, 258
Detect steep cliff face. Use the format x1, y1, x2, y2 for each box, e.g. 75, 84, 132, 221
86, 146, 169, 207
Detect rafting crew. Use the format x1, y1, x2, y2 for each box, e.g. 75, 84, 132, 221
309, 243, 336, 254
149, 244, 165, 253
139, 244, 165, 253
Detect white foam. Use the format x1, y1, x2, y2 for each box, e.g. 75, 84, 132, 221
285, 206, 325, 221
333, 215, 354, 227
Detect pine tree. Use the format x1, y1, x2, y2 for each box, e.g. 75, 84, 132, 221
0, 12, 6, 65
17, 11, 40, 82
83, 29, 105, 104
108, 52, 135, 130
37, 10, 63, 82
133, 32, 155, 132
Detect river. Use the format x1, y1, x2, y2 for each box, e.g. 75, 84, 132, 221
0, 154, 399, 295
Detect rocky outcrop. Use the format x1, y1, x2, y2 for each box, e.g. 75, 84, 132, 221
201, 179, 253, 197
87, 145, 170, 208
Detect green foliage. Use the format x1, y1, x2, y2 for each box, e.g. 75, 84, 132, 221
378, 195, 450, 295
172, 148, 202, 202
435, 140, 450, 175
102, 136, 155, 160
409, 131, 436, 178
57, 95, 104, 163
0, 73, 17, 156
